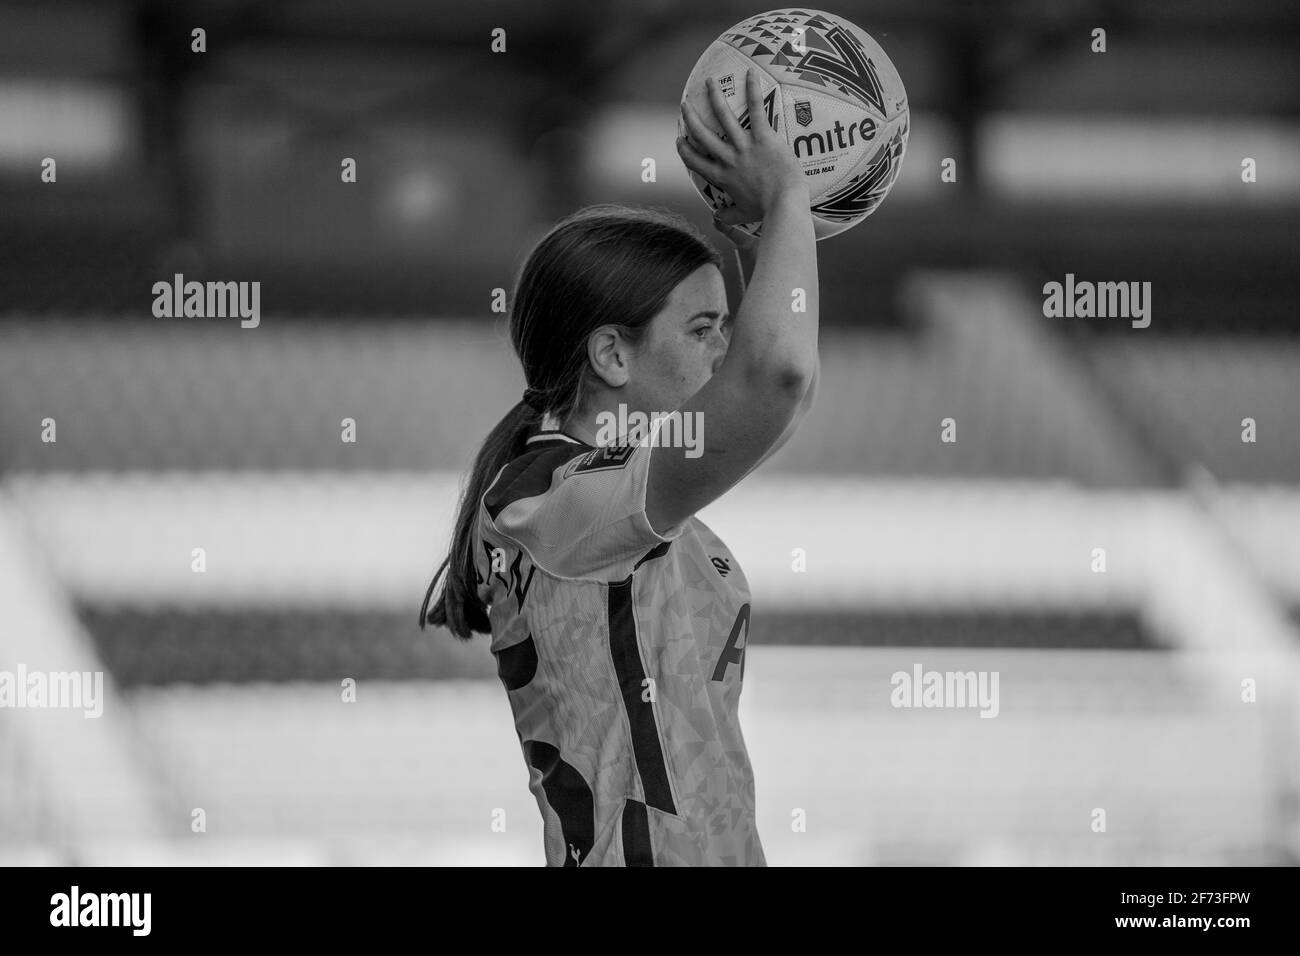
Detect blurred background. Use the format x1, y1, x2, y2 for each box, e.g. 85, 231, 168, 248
0, 0, 1297, 866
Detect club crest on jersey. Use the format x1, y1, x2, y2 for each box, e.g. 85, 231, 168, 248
794, 99, 813, 127
565, 443, 636, 477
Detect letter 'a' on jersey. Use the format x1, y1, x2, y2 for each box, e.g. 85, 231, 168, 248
474, 420, 765, 866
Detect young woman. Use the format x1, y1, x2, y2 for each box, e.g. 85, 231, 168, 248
420, 70, 819, 866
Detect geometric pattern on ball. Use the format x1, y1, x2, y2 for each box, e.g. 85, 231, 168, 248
680, 8, 909, 241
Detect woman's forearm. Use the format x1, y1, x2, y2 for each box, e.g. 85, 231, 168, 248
727, 192, 819, 386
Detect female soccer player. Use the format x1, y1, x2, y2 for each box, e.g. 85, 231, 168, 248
420, 69, 818, 866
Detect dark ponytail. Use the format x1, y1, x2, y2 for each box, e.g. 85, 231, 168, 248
421, 204, 721, 639
419, 400, 539, 637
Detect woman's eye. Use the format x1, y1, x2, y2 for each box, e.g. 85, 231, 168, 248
694, 327, 711, 339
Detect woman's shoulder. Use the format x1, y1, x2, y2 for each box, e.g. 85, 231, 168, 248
479, 433, 591, 520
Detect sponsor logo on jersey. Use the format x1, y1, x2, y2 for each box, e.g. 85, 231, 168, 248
565, 443, 636, 477
710, 556, 732, 577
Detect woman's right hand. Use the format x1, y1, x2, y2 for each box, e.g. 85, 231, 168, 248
677, 68, 808, 225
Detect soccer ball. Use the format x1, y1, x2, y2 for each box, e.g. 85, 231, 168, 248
679, 8, 909, 241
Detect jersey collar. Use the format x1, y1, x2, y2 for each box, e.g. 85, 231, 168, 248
525, 430, 587, 447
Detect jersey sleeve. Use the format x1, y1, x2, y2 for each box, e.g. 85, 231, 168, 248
479, 424, 687, 580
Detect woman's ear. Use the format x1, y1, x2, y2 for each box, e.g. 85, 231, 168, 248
586, 325, 632, 389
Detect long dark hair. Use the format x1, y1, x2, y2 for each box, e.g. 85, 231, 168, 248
421, 204, 722, 639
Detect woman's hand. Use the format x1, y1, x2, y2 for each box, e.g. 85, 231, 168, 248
677, 68, 808, 226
